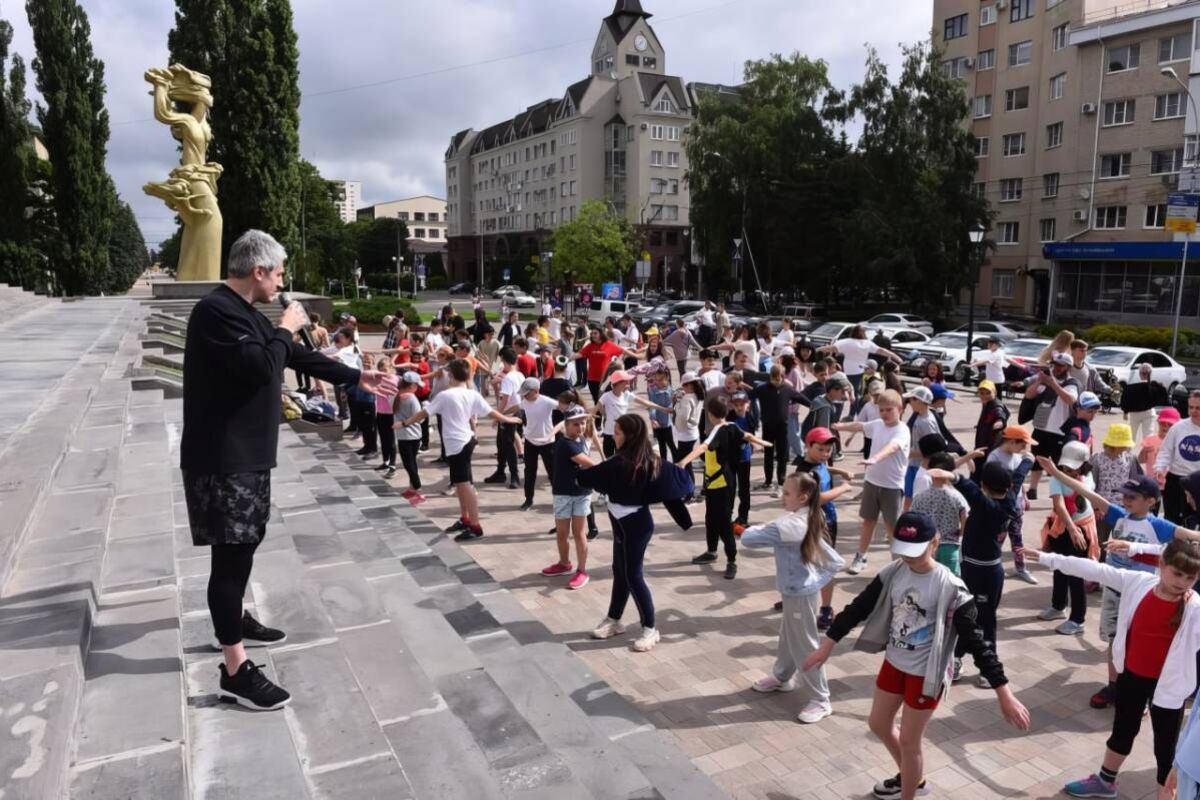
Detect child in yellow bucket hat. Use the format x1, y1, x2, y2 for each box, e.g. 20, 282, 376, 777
1091, 423, 1140, 551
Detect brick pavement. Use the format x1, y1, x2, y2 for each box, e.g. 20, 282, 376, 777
394, 381, 1173, 800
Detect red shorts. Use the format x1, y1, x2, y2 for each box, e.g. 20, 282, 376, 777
876, 659, 942, 711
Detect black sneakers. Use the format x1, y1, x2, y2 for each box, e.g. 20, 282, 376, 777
724, 562, 738, 580
211, 611, 286, 651
873, 773, 928, 799
454, 527, 483, 542
519, 500, 533, 511
218, 660, 291, 711
691, 551, 718, 564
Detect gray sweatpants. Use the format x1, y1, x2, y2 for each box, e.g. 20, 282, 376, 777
774, 593, 828, 704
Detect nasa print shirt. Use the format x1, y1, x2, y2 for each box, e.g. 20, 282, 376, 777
1155, 419, 1200, 477
885, 566, 940, 677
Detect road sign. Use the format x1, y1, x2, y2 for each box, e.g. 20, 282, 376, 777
640, 250, 651, 262
502, 267, 511, 281
1167, 192, 1200, 234
635, 260, 651, 279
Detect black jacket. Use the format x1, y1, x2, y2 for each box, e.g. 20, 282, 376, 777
181, 285, 360, 474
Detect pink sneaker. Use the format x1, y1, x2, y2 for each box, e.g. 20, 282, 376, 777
568, 570, 589, 589
542, 562, 573, 576
401, 488, 415, 499
407, 492, 426, 506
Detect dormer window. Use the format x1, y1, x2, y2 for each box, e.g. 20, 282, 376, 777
642, 55, 657, 69
653, 96, 675, 113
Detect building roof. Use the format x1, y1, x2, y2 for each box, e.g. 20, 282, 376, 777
637, 72, 689, 110
359, 195, 447, 213
565, 76, 593, 109
461, 77, 596, 157
603, 0, 652, 43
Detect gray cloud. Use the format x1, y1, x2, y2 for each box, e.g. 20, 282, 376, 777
3, 0, 929, 247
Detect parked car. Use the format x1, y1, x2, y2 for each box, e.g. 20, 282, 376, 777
448, 281, 476, 295
1086, 346, 1187, 390
587, 298, 639, 324
806, 321, 860, 348
491, 284, 523, 298
639, 300, 706, 328
859, 313, 935, 336
899, 332, 993, 382
950, 320, 1039, 342
779, 303, 823, 331
498, 290, 537, 308
878, 328, 931, 348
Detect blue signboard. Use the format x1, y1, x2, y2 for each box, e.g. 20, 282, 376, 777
1042, 241, 1189, 261
502, 267, 511, 281
600, 282, 624, 300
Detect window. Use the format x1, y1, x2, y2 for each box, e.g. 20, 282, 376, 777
974, 136, 990, 158
998, 221, 1020, 244
627, 125, 635, 142
650, 150, 663, 166
429, 212, 439, 222
1106, 44, 1140, 72
971, 181, 986, 199
1009, 40, 1033, 66
1040, 218, 1057, 242
978, 49, 995, 70
1160, 32, 1191, 63
1155, 92, 1184, 119
1094, 205, 1127, 229
397, 212, 409, 221
1002, 132, 1026, 157
1005, 86, 1030, 111
1046, 121, 1063, 148
413, 212, 425, 221
550, 211, 556, 224
942, 57, 970, 79
980, 5, 995, 25
569, 180, 577, 196
944, 13, 968, 40
667, 151, 680, 167
1053, 23, 1069, 51
973, 94, 993, 118
560, 181, 567, 196
992, 270, 1017, 298
1049, 72, 1067, 100
651, 124, 665, 140
642, 56, 657, 69
1143, 203, 1168, 228
668, 178, 679, 194
1000, 178, 1023, 202
414, 228, 426, 238
625, 53, 640, 65
1099, 152, 1132, 178
1188, 134, 1199, 165
667, 126, 680, 141
653, 96, 675, 113
1011, 0, 1033, 21
1151, 147, 1185, 174
569, 154, 576, 170
1103, 99, 1135, 126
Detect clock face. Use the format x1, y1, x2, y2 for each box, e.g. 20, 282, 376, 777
635, 34, 648, 52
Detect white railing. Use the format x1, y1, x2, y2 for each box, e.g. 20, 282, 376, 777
1082, 0, 1198, 25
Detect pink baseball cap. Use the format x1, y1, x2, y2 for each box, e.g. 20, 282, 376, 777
609, 370, 633, 384
1159, 407, 1182, 423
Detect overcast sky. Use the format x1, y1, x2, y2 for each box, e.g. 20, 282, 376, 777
3, 0, 930, 248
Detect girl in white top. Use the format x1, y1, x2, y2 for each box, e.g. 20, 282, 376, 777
672, 374, 706, 490
715, 325, 758, 368
818, 326, 901, 392
771, 318, 796, 357
594, 371, 661, 457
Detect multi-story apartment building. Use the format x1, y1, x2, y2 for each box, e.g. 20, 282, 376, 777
328, 180, 363, 224
356, 195, 449, 259
935, 0, 1200, 327
444, 0, 692, 289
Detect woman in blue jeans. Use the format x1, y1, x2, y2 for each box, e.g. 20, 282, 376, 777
579, 413, 693, 654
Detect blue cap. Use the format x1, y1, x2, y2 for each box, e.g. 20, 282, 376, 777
1120, 475, 1161, 500
930, 383, 955, 401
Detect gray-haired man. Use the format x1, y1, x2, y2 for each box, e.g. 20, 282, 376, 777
181, 229, 397, 710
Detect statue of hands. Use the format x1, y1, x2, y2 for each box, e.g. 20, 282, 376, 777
145, 67, 173, 86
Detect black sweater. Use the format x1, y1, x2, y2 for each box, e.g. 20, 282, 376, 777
181, 285, 361, 474
956, 457, 1034, 565
1120, 380, 1168, 414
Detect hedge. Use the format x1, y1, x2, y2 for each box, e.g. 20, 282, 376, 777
1036, 323, 1199, 351
340, 297, 423, 325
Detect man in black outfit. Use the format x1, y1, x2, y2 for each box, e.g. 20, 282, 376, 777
182, 229, 396, 711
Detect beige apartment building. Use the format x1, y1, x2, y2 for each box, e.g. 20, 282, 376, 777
356, 195, 449, 257
443, 0, 694, 289
935, 0, 1200, 326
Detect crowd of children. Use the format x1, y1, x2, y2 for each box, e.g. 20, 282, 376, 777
324, 309, 1200, 800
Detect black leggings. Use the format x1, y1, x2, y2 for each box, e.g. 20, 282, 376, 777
1107, 670, 1184, 785
496, 422, 519, 479
209, 542, 259, 646
397, 439, 421, 489
956, 561, 1004, 656
705, 486, 736, 561
376, 413, 396, 466
1048, 530, 1088, 624
358, 402, 378, 452
653, 427, 672, 461
735, 461, 751, 523
607, 507, 655, 629
588, 380, 602, 406
602, 434, 616, 459
762, 424, 788, 485
523, 441, 554, 503
1164, 472, 1186, 525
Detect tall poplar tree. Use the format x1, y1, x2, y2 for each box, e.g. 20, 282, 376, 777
26, 0, 115, 295
0, 15, 39, 288
168, 0, 302, 271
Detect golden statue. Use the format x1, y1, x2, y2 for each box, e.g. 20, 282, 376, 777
143, 64, 223, 282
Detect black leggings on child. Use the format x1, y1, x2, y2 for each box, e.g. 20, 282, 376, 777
1047, 530, 1087, 624
705, 486, 736, 562
1107, 670, 1184, 785
607, 508, 655, 628
397, 439, 421, 489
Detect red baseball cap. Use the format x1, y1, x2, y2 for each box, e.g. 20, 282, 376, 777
805, 426, 836, 445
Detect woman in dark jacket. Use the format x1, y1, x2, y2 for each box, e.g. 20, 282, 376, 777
579, 414, 692, 653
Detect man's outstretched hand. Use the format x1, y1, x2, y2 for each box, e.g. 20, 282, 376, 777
360, 371, 399, 397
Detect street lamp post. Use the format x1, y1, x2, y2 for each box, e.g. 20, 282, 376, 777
965, 226, 986, 366
1162, 66, 1199, 357
393, 255, 404, 298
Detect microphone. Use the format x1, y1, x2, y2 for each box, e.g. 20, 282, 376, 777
279, 292, 315, 349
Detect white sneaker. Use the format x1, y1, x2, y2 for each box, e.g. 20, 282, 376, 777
590, 617, 626, 640
1036, 606, 1066, 621
771, 487, 782, 499
797, 700, 832, 724
752, 675, 796, 693
631, 626, 660, 652
1014, 569, 1039, 585
846, 554, 867, 575
1056, 620, 1085, 636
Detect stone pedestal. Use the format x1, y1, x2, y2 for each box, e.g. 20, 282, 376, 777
151, 280, 222, 300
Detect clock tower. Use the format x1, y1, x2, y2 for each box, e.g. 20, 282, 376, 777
592, 0, 663, 79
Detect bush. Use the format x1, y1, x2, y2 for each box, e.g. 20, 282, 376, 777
426, 274, 447, 290
341, 297, 422, 325
1036, 322, 1199, 351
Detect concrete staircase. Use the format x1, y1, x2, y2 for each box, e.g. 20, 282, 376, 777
0, 297, 725, 799
0, 282, 53, 329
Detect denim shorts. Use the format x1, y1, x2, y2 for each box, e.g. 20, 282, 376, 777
553, 493, 592, 520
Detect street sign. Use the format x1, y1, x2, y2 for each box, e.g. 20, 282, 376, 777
640, 250, 651, 262
502, 266, 511, 281
635, 260, 651, 279
1166, 192, 1200, 234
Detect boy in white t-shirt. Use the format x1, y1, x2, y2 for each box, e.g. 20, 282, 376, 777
971, 336, 1007, 387
400, 359, 520, 542
833, 389, 911, 575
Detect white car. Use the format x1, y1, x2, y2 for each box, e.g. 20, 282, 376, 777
899, 332, 993, 382
1086, 346, 1187, 390
859, 313, 935, 336
874, 327, 931, 347
498, 290, 537, 308
951, 320, 1040, 342
491, 284, 523, 298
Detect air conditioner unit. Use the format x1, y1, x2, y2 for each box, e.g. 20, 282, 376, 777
1072, 209, 1089, 222
965, 57, 975, 69
1081, 102, 1097, 114
640, 122, 648, 130
995, 0, 1008, 9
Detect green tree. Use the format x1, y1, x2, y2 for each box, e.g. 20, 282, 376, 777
168, 0, 302, 269
293, 160, 355, 292
26, 0, 116, 295
0, 15, 42, 289
158, 228, 182, 271
106, 198, 149, 292
355, 217, 409, 277
547, 200, 637, 285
